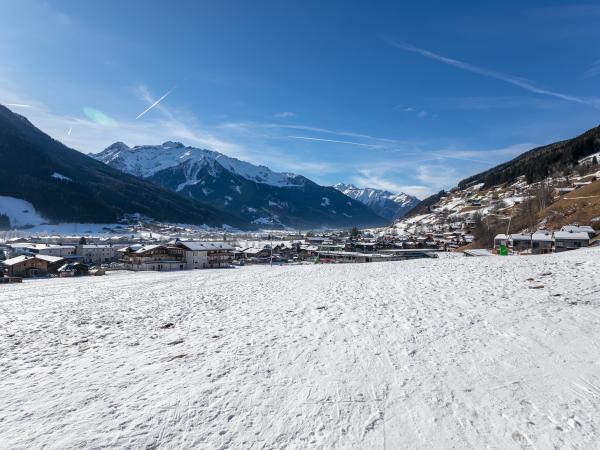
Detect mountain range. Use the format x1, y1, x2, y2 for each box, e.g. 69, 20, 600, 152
333, 183, 419, 221
0, 105, 246, 228
93, 141, 387, 229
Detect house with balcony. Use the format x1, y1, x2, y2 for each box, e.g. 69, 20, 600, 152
122, 245, 185, 271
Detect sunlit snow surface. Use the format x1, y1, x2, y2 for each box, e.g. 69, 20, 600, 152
2, 250, 600, 448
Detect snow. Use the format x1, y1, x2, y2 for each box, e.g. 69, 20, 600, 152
0, 195, 47, 227
51, 172, 72, 182
321, 197, 330, 207
334, 183, 418, 208
94, 141, 304, 188
2, 248, 600, 448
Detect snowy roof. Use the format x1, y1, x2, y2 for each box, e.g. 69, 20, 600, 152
1, 254, 64, 266
80, 245, 113, 249
243, 247, 267, 255
1, 255, 30, 266
561, 225, 595, 234
553, 231, 590, 240
511, 234, 531, 241
177, 241, 234, 251
494, 234, 508, 240
35, 254, 65, 263
134, 245, 163, 254
531, 233, 553, 242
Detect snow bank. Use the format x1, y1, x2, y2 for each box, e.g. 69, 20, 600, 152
2, 249, 600, 448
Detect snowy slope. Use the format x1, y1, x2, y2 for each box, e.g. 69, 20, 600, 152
0, 195, 47, 227
334, 183, 420, 221
95, 141, 303, 188
3, 248, 600, 448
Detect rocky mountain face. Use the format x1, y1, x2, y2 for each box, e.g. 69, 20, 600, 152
333, 183, 420, 221
94, 142, 386, 229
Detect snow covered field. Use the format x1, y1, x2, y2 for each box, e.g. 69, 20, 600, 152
2, 249, 600, 448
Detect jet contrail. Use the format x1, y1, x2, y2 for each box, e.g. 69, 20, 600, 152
385, 38, 600, 109
135, 86, 175, 119
67, 127, 72, 135
6, 103, 32, 108
288, 135, 377, 147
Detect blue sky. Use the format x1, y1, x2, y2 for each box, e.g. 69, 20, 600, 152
1, 0, 600, 198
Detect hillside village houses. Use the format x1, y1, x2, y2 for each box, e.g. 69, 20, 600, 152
493, 225, 593, 254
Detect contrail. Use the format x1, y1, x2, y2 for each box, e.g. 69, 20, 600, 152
6, 103, 32, 108
288, 135, 377, 147
135, 86, 175, 119
385, 38, 600, 108
67, 127, 72, 135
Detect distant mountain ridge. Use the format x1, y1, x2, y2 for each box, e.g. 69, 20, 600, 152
333, 183, 420, 221
0, 104, 246, 228
94, 142, 386, 229
458, 124, 600, 189
405, 123, 600, 221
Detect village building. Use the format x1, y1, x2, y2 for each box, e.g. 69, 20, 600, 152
493, 234, 509, 249
7, 243, 77, 259
122, 245, 185, 272
531, 232, 553, 255
174, 241, 235, 269
553, 231, 590, 252
560, 225, 596, 238
58, 262, 89, 277
1, 254, 65, 278
76, 244, 116, 264
510, 234, 532, 252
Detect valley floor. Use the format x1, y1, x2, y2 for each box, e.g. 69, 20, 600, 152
2, 250, 600, 448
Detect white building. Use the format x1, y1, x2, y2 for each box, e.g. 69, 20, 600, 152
560, 225, 596, 238
175, 241, 235, 269
553, 231, 590, 252
76, 245, 116, 264
7, 243, 76, 258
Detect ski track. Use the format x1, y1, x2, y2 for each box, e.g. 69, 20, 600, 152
1, 249, 600, 449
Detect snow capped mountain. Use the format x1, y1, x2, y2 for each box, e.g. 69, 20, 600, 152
334, 183, 420, 221
97, 141, 303, 188
94, 142, 386, 229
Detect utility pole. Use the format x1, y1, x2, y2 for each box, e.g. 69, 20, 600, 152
270, 233, 273, 267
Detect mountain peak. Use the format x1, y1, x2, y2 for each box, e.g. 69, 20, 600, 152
95, 141, 303, 187
334, 183, 420, 221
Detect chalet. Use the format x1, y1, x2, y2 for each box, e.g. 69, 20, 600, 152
175, 241, 234, 269
553, 231, 589, 252
1, 254, 65, 278
122, 245, 185, 271
531, 232, 553, 255
511, 234, 531, 252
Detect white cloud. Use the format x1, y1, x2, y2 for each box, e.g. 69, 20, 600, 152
275, 111, 295, 118
583, 60, 600, 79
